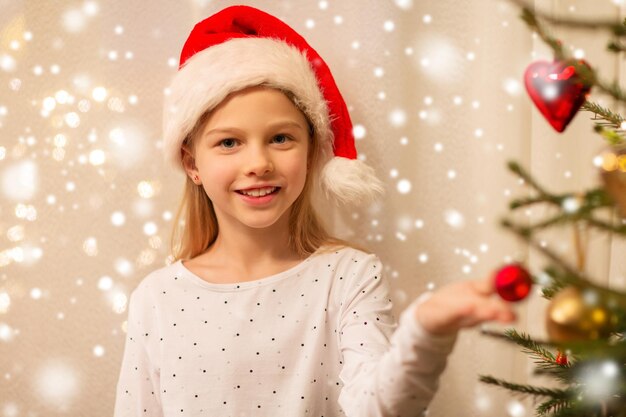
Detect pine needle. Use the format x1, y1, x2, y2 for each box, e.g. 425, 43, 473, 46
583, 101, 624, 127
505, 329, 556, 362
536, 397, 571, 416
479, 375, 573, 398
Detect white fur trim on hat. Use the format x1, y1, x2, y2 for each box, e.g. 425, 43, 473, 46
320, 156, 385, 205
163, 37, 333, 172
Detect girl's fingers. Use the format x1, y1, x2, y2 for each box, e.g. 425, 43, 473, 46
471, 274, 496, 296
419, 276, 519, 333
498, 309, 517, 323
473, 299, 516, 323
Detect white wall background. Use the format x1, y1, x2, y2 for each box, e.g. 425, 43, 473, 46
1, 0, 624, 416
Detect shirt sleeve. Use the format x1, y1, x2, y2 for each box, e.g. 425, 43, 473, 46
337, 255, 457, 417
113, 288, 164, 417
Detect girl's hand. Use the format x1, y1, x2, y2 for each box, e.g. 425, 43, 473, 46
414, 275, 517, 335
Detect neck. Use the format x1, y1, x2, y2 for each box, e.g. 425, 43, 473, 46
207, 212, 299, 271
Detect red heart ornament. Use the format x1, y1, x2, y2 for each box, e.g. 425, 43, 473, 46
523, 60, 591, 133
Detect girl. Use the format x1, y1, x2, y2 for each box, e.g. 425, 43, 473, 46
114, 5, 516, 417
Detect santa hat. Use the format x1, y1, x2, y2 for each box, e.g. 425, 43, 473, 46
163, 5, 384, 205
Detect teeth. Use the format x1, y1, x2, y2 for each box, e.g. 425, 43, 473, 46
240, 187, 276, 197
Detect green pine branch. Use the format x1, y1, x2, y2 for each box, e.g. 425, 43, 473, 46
503, 214, 626, 296
513, 3, 626, 105
504, 330, 575, 383
594, 78, 626, 105
507, 161, 553, 199
586, 213, 626, 236
482, 328, 553, 347
608, 40, 626, 53
541, 282, 565, 299
479, 375, 574, 398
509, 0, 626, 36
500, 218, 592, 283
582, 101, 626, 145
537, 397, 571, 416
594, 125, 626, 145
507, 162, 616, 209
505, 329, 556, 362
481, 329, 573, 383
518, 7, 564, 60
505, 162, 626, 236
583, 101, 624, 127
507, 163, 617, 216
502, 217, 626, 308
504, 211, 626, 238
540, 267, 571, 299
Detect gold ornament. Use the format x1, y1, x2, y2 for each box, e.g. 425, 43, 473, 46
546, 286, 618, 342
599, 145, 626, 217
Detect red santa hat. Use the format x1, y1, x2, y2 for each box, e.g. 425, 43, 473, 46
163, 5, 384, 205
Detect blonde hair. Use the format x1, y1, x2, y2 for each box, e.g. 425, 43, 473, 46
169, 87, 369, 262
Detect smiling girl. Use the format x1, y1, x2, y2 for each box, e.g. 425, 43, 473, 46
114, 6, 515, 417
179, 86, 313, 282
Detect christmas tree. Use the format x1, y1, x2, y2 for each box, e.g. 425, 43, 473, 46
478, 1, 626, 416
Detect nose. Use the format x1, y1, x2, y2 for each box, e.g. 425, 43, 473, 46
245, 145, 274, 176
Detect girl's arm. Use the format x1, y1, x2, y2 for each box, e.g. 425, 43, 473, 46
336, 254, 514, 417
113, 289, 164, 417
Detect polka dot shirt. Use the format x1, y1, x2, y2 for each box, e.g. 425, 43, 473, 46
114, 247, 456, 416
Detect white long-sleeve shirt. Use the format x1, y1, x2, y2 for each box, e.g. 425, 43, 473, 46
114, 246, 457, 416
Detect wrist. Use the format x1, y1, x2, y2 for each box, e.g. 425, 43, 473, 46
413, 294, 457, 336
413, 292, 437, 334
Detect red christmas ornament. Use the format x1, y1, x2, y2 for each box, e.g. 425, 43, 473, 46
523, 59, 592, 133
555, 350, 569, 366
494, 264, 532, 302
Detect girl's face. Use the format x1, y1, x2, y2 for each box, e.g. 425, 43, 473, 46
183, 86, 310, 233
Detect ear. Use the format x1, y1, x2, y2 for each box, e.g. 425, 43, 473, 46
181, 145, 199, 181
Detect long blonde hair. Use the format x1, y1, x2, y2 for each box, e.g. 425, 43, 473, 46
169, 87, 369, 261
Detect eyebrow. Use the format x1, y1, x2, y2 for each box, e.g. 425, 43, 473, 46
267, 120, 308, 131
204, 120, 308, 137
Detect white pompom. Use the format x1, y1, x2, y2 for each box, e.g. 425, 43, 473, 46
320, 157, 385, 206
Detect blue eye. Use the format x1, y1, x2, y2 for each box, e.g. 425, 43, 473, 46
219, 138, 237, 148
273, 134, 290, 144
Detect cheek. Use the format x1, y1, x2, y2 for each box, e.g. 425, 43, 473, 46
198, 156, 230, 178
284, 151, 308, 186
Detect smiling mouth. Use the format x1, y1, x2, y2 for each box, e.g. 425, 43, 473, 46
235, 187, 281, 197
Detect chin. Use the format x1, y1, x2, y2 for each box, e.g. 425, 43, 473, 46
243, 212, 290, 230
245, 218, 284, 229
